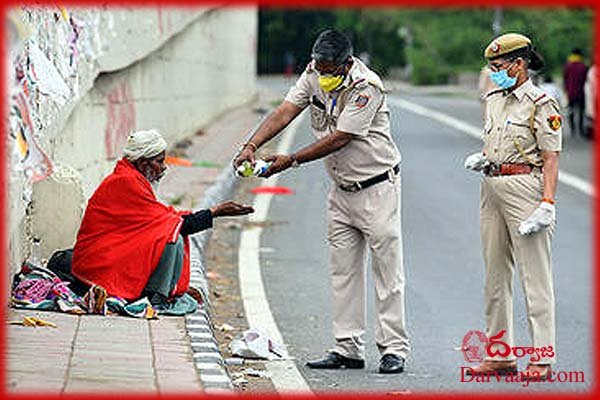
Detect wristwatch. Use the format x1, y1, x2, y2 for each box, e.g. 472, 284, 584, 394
290, 153, 300, 168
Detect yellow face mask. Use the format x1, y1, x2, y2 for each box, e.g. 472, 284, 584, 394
318, 74, 344, 92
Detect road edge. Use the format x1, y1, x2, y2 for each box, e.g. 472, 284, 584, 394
238, 114, 313, 394
187, 166, 238, 392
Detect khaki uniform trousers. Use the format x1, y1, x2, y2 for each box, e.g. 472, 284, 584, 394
327, 171, 410, 360
480, 173, 556, 364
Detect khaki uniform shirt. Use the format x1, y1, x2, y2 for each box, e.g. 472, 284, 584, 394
483, 79, 563, 166
284, 57, 401, 186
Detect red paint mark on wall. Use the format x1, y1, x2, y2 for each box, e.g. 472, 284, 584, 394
166, 11, 172, 34
251, 34, 257, 55
157, 7, 164, 36
105, 81, 136, 160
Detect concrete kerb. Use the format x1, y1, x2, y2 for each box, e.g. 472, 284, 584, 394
186, 164, 238, 391
184, 94, 279, 391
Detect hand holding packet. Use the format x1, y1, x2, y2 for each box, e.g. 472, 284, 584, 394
235, 160, 271, 178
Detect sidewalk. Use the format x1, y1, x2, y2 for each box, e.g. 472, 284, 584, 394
6, 85, 280, 393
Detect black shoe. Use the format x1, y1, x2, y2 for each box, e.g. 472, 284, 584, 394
379, 354, 405, 374
306, 352, 365, 369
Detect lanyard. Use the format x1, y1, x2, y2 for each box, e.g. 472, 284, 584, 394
330, 96, 337, 115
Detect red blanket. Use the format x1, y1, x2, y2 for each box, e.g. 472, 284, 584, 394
72, 158, 190, 300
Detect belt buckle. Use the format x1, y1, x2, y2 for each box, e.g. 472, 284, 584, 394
489, 163, 501, 176
340, 182, 361, 192
387, 169, 396, 182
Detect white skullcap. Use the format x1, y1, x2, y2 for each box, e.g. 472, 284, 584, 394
122, 129, 167, 161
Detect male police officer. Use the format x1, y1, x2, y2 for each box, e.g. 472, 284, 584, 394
234, 29, 410, 373
465, 33, 561, 380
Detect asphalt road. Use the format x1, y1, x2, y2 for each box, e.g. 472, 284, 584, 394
253, 77, 592, 393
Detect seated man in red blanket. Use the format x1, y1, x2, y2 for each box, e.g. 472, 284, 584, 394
72, 129, 253, 311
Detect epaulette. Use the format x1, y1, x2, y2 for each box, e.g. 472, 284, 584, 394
533, 93, 547, 104
305, 62, 315, 74
350, 78, 367, 89
525, 86, 551, 105
485, 88, 505, 98
349, 78, 386, 93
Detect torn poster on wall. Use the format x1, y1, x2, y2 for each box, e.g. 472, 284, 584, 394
9, 91, 54, 183
28, 41, 71, 105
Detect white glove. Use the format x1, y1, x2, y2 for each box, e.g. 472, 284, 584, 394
464, 152, 489, 172
518, 202, 556, 236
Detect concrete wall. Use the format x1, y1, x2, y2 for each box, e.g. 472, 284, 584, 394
7, 6, 257, 275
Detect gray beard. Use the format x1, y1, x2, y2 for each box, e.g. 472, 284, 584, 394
148, 169, 167, 193
150, 180, 160, 193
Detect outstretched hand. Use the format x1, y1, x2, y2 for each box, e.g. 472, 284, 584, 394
210, 201, 254, 218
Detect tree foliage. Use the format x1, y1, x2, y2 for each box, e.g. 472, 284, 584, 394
258, 7, 593, 84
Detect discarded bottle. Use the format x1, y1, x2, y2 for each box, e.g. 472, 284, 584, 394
30, 237, 42, 267
235, 160, 271, 178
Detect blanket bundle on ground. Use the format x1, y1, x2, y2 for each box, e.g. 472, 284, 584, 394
11, 262, 158, 319
72, 158, 191, 301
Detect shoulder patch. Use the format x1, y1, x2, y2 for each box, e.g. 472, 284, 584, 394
354, 93, 370, 108
547, 115, 562, 131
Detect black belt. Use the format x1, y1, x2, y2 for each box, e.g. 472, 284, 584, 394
339, 164, 400, 192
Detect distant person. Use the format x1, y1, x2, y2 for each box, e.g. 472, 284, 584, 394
584, 64, 596, 139
284, 51, 296, 77
539, 75, 563, 105
563, 48, 588, 137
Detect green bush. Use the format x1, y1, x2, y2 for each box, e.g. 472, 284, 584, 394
408, 48, 452, 85
258, 8, 593, 79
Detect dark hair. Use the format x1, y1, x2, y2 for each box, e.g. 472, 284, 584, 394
504, 45, 544, 71
544, 75, 553, 83
311, 29, 353, 66
572, 48, 584, 56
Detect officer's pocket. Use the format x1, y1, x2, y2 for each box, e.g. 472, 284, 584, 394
508, 122, 533, 142
508, 123, 537, 157
310, 104, 328, 131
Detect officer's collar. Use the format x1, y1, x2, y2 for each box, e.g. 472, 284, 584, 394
509, 78, 534, 102
339, 57, 360, 90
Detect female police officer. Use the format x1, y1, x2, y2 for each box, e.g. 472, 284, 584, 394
464, 33, 562, 381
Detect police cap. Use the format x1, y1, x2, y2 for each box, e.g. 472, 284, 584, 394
484, 33, 544, 71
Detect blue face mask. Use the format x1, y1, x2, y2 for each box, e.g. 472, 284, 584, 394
490, 67, 517, 89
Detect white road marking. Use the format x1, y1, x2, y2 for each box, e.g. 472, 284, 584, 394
200, 374, 231, 383
238, 114, 313, 394
389, 97, 594, 197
